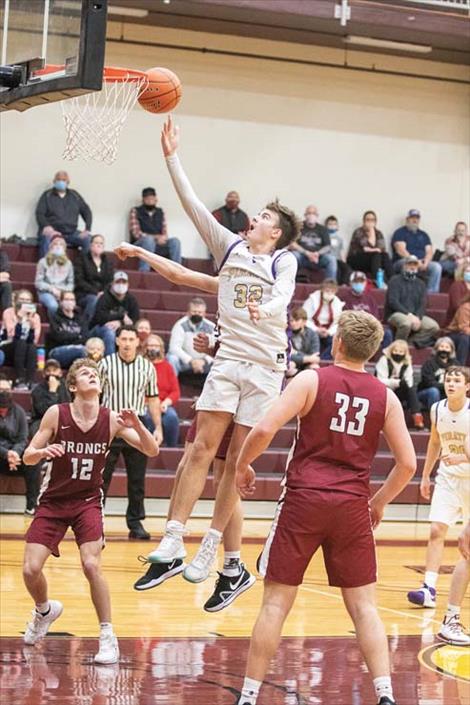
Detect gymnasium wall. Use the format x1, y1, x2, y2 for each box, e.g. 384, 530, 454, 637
1, 23, 469, 258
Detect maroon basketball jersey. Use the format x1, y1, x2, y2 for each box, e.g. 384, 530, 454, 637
38, 403, 111, 502
286, 365, 387, 496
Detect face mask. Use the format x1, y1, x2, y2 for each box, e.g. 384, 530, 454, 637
147, 348, 162, 360
351, 282, 366, 294
54, 180, 67, 191
61, 301, 75, 313
391, 353, 405, 363
113, 283, 127, 296
403, 270, 417, 280
464, 272, 470, 283
305, 216, 317, 227
290, 323, 303, 332
190, 314, 203, 325
144, 204, 155, 212
45, 374, 60, 382
0, 391, 12, 408
437, 350, 450, 360
327, 227, 337, 235
51, 246, 65, 257
407, 223, 419, 233
322, 293, 334, 303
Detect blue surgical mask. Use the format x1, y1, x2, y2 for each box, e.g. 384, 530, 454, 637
51, 246, 65, 257
327, 227, 337, 234
464, 272, 470, 283
351, 282, 366, 294
54, 179, 67, 191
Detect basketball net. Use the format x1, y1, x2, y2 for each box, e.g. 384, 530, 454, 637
61, 69, 148, 165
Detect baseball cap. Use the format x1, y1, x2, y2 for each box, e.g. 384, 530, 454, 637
45, 358, 61, 370
404, 255, 419, 264
113, 270, 129, 282
142, 187, 156, 198
407, 209, 421, 218
350, 271, 367, 282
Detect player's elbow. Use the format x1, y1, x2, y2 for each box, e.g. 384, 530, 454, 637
398, 456, 417, 481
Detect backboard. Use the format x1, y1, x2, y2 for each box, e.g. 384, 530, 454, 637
0, 0, 107, 112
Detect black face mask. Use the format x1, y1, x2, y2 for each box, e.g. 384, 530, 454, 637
144, 204, 155, 212
437, 350, 450, 360
403, 270, 417, 280
391, 353, 405, 362
190, 315, 203, 325
0, 391, 12, 408
147, 349, 162, 360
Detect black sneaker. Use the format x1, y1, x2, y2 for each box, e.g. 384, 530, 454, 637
377, 697, 397, 705
133, 557, 185, 590
203, 564, 256, 612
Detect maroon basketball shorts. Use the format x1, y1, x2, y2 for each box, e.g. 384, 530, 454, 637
186, 413, 234, 460
259, 487, 377, 588
26, 496, 104, 558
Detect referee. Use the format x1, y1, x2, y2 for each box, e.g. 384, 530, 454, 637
100, 324, 163, 540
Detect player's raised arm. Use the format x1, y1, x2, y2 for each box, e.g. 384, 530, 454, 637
23, 406, 64, 465
114, 243, 218, 294
369, 389, 416, 527
111, 409, 160, 457
161, 116, 239, 267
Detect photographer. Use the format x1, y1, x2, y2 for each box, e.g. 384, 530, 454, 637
1, 289, 41, 390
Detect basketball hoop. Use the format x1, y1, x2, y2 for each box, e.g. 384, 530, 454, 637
36, 66, 148, 165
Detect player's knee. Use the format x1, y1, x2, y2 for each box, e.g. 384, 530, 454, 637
81, 556, 101, 580
191, 435, 217, 462
22, 559, 42, 581
346, 598, 376, 623
430, 522, 447, 541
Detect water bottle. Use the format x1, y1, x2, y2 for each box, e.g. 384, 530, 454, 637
376, 268, 384, 289
37, 347, 45, 371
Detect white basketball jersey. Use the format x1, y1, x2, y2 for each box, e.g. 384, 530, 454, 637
431, 399, 470, 478
217, 240, 296, 371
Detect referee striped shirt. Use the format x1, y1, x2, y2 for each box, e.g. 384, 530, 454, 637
99, 353, 158, 416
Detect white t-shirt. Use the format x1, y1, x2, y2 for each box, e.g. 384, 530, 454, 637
431, 399, 470, 478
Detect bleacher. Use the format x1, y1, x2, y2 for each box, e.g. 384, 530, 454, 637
1, 242, 450, 509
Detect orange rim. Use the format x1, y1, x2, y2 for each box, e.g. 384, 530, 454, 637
33, 64, 148, 83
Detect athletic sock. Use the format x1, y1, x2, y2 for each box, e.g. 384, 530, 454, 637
100, 622, 114, 635
424, 571, 438, 589
373, 676, 394, 703
166, 519, 186, 534
35, 601, 50, 616
207, 527, 223, 542
239, 676, 261, 704
222, 551, 242, 577
445, 604, 460, 620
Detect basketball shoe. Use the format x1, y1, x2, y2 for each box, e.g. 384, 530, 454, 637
134, 558, 185, 590
147, 522, 187, 563
23, 600, 63, 645
183, 532, 220, 583
95, 632, 119, 664
407, 583, 436, 608
204, 564, 256, 612
437, 615, 470, 646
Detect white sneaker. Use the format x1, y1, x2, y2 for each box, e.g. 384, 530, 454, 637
147, 532, 186, 563
23, 600, 63, 645
94, 632, 120, 664
183, 533, 220, 583
437, 615, 470, 646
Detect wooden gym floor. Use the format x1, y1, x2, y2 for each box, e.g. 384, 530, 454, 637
0, 515, 469, 705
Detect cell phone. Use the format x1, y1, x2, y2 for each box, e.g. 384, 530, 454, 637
21, 303, 36, 314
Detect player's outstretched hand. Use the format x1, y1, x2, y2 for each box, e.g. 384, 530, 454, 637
42, 444, 65, 460
369, 496, 384, 530
458, 521, 470, 560
247, 301, 260, 324
117, 409, 140, 429
236, 464, 256, 498
420, 477, 431, 500
161, 115, 179, 158
114, 242, 139, 260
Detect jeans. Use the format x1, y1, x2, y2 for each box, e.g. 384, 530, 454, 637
0, 350, 4, 366
166, 354, 211, 376
0, 281, 12, 309
447, 332, 470, 365
293, 251, 337, 281
393, 259, 442, 293
38, 229, 91, 258
78, 293, 98, 322
49, 345, 87, 368
381, 327, 394, 349
347, 251, 393, 282
142, 406, 180, 447
137, 235, 182, 271
4, 340, 37, 384
90, 325, 117, 356
440, 259, 457, 277
102, 437, 148, 529
417, 386, 442, 410
319, 335, 333, 360
388, 312, 439, 348
395, 380, 421, 414
0, 459, 40, 510
38, 291, 59, 316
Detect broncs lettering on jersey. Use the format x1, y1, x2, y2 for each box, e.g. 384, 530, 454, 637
61, 440, 108, 454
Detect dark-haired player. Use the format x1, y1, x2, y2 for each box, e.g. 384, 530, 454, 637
22, 358, 159, 663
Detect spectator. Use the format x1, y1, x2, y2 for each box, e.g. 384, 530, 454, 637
136, 318, 152, 354
167, 297, 215, 386
325, 215, 350, 285
0, 374, 39, 514
375, 340, 424, 429
85, 337, 105, 363
347, 210, 393, 285
90, 271, 140, 356
35, 235, 74, 316
287, 307, 320, 376
1, 289, 41, 390
391, 209, 442, 293
445, 261, 470, 324
0, 244, 12, 311
418, 337, 457, 409
145, 333, 181, 447
129, 187, 181, 271
36, 170, 92, 258
212, 191, 250, 234
291, 205, 337, 281
446, 293, 470, 365
74, 234, 114, 322
385, 256, 439, 348
302, 279, 344, 360
339, 271, 393, 348
30, 359, 70, 436
46, 291, 87, 368
100, 325, 162, 540
440, 221, 470, 279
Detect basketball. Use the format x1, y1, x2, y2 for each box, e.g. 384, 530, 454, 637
138, 67, 182, 114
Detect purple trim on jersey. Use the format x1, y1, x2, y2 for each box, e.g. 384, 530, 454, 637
217, 238, 243, 273
271, 250, 293, 279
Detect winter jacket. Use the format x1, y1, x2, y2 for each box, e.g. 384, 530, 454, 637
74, 251, 114, 298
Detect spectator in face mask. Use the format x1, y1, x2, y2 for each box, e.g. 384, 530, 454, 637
391, 209, 442, 293
446, 261, 470, 325
440, 221, 470, 279
30, 359, 70, 435
90, 271, 140, 356
339, 271, 393, 348
85, 337, 105, 363
46, 291, 88, 368
143, 334, 181, 447
212, 191, 250, 235
301, 279, 344, 360
324, 215, 350, 285
128, 187, 182, 271
375, 340, 424, 429
35, 235, 74, 316
1, 289, 41, 390
418, 337, 457, 409
36, 170, 92, 258
136, 318, 152, 354
167, 297, 215, 387
291, 205, 337, 282
385, 255, 439, 348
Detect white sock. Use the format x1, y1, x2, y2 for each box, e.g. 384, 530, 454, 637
373, 675, 393, 702
445, 604, 460, 620
35, 601, 49, 615
166, 519, 185, 534
207, 528, 223, 542
100, 622, 113, 634
239, 676, 261, 704
223, 551, 241, 577
424, 571, 438, 589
